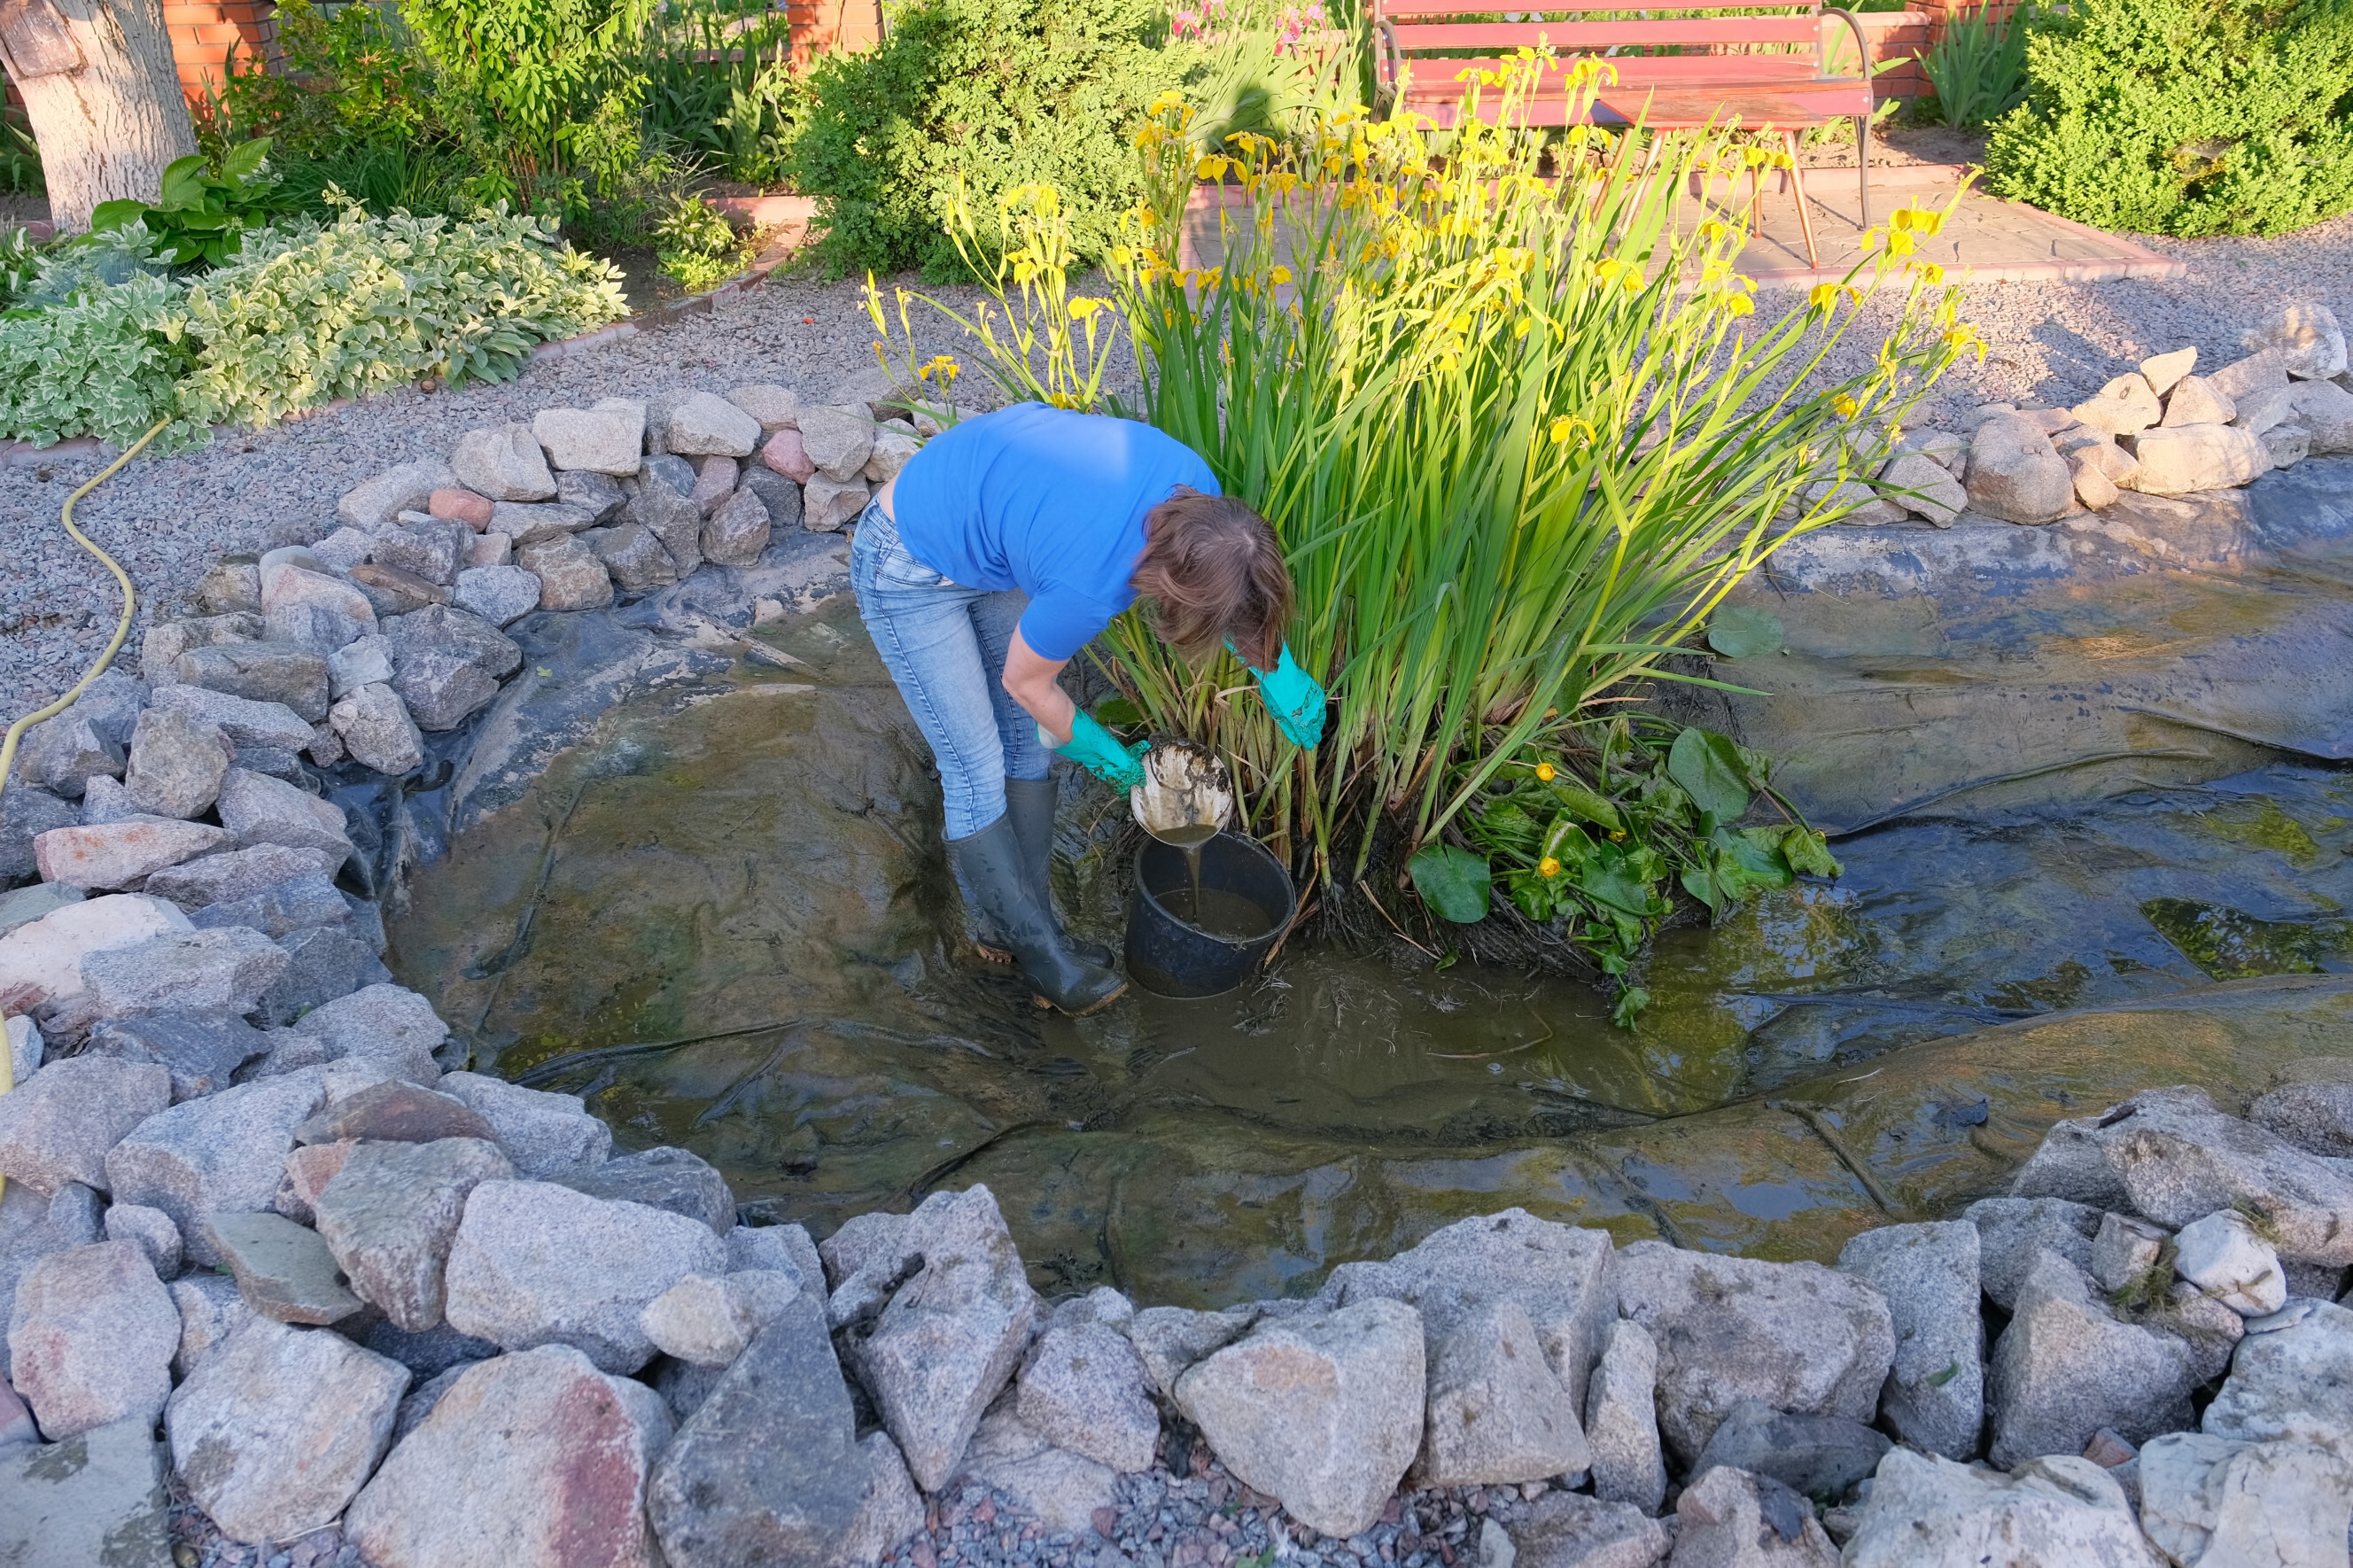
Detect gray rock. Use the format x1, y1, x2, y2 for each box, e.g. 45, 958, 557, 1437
189, 560, 264, 613
80, 927, 289, 1021
656, 1354, 727, 1426
2139, 346, 2199, 396
443, 1178, 728, 1371
864, 426, 920, 485
2250, 1057, 2353, 1158
143, 842, 340, 908
951, 1394, 1122, 1535
0, 1413, 171, 1568
255, 922, 392, 1021
625, 474, 705, 576
703, 488, 773, 566
668, 392, 764, 458
552, 1145, 734, 1233
316, 1137, 515, 1331
0, 1055, 170, 1194
1016, 1316, 1159, 1473
166, 1315, 409, 1545
2090, 1086, 2353, 1263
327, 633, 395, 699
0, 1184, 101, 1361
73, 773, 140, 826
1965, 1195, 2106, 1309
640, 1270, 797, 1369
1837, 1220, 1983, 1459
261, 565, 376, 651
453, 564, 544, 628
452, 423, 557, 501
345, 1345, 675, 1568
216, 766, 353, 860
2247, 299, 2347, 381
1319, 1209, 1617, 1417
292, 983, 450, 1083
170, 1271, 254, 1378
2264, 420, 2315, 469
796, 406, 876, 481
299, 1079, 498, 1145
1584, 1318, 1665, 1515
2175, 1210, 2287, 1316
5, 1012, 43, 1083
834, 1431, 926, 1568
1503, 1491, 1669, 1568
175, 640, 332, 721
1176, 1299, 1425, 1540
586, 522, 682, 592
30, 817, 227, 892
1612, 1240, 1895, 1466
389, 1362, 470, 1447
2139, 1430, 2353, 1568
12, 710, 121, 799
729, 1223, 824, 1297
0, 790, 79, 884
187, 872, 352, 941
1841, 1449, 2161, 1568
435, 1071, 611, 1176
2069, 372, 2163, 438
384, 604, 524, 732
1966, 414, 2075, 524
374, 516, 468, 586
361, 1317, 499, 1379
1987, 1249, 2203, 1466
310, 526, 374, 571
207, 1209, 366, 1325
689, 455, 738, 516
2202, 1297, 2353, 1455
105, 1063, 376, 1265
1122, 1303, 1262, 1400
7, 1240, 178, 1440
2160, 373, 2236, 428
648, 1288, 869, 1567
340, 460, 462, 531
331, 680, 427, 773
1416, 1294, 1588, 1486
2088, 1210, 2168, 1293
0, 893, 194, 1017
802, 474, 869, 532
1691, 1400, 1891, 1502
841, 1186, 1038, 1491
557, 466, 628, 521
738, 467, 804, 533
727, 384, 801, 430
2287, 376, 2353, 453
644, 451, 696, 496
122, 707, 230, 820
104, 1203, 182, 1277
487, 499, 598, 546
1668, 1464, 1839, 1566
517, 532, 616, 612
2128, 423, 2272, 493
534, 406, 646, 475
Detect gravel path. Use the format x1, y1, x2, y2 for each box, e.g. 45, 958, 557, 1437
5, 216, 2351, 720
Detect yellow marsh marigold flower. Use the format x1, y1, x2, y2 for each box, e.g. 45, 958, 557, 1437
1538, 857, 1562, 878
1534, 761, 1557, 782
1834, 393, 1860, 419
1808, 282, 1841, 313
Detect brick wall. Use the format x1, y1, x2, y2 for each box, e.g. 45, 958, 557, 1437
164, 0, 278, 101
1857, 10, 1930, 101
787, 0, 884, 67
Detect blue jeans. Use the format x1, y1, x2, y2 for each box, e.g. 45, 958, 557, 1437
851, 498, 1049, 841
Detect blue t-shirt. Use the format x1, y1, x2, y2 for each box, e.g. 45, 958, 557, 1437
890, 404, 1220, 661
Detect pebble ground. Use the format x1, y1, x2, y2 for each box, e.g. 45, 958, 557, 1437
6, 217, 2353, 720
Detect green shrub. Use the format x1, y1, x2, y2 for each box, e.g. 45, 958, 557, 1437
788, 0, 1192, 277
1984, 0, 2353, 237
0, 274, 196, 449
178, 206, 628, 426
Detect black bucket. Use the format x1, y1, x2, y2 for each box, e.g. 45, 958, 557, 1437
1126, 830, 1298, 999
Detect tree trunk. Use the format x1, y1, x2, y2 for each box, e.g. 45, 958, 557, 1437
9, 0, 198, 233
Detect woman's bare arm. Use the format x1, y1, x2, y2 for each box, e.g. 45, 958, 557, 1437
1002, 630, 1076, 745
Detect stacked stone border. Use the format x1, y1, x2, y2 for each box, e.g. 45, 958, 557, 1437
0, 333, 2349, 1568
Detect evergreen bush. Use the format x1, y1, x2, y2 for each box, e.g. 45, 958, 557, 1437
1984, 0, 2353, 237
787, 0, 1192, 277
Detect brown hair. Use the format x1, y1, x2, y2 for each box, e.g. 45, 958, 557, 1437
1130, 488, 1294, 671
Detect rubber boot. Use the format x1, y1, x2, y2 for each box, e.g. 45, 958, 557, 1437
951, 814, 1127, 1016
1005, 776, 1114, 967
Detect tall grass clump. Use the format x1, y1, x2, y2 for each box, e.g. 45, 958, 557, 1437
874, 51, 1978, 891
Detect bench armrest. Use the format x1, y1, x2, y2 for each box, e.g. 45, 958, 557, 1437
1821, 6, 1874, 102
1374, 15, 1404, 106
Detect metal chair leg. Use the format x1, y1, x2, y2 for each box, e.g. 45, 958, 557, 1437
1857, 112, 1871, 229
1782, 130, 1820, 270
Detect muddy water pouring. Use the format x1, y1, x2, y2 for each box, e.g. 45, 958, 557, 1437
1126, 743, 1295, 996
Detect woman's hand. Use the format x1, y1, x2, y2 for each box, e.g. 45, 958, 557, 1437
1004, 630, 1150, 789
1249, 644, 1327, 749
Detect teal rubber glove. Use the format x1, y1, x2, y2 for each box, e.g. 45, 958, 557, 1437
1249, 643, 1327, 749
1047, 711, 1151, 792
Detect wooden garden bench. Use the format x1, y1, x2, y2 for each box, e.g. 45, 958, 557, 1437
1371, 0, 1877, 265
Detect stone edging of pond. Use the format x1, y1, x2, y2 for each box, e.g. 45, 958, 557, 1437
3, 376, 2352, 1566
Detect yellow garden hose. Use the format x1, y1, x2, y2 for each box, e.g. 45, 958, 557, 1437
0, 415, 172, 1207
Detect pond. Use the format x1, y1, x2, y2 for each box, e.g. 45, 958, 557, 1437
387, 463, 2353, 1306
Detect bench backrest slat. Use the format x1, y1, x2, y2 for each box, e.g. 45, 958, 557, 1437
1390, 17, 1823, 50
1378, 0, 1823, 18
1396, 53, 1830, 89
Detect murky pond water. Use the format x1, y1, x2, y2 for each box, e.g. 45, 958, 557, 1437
387, 576, 2353, 1304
